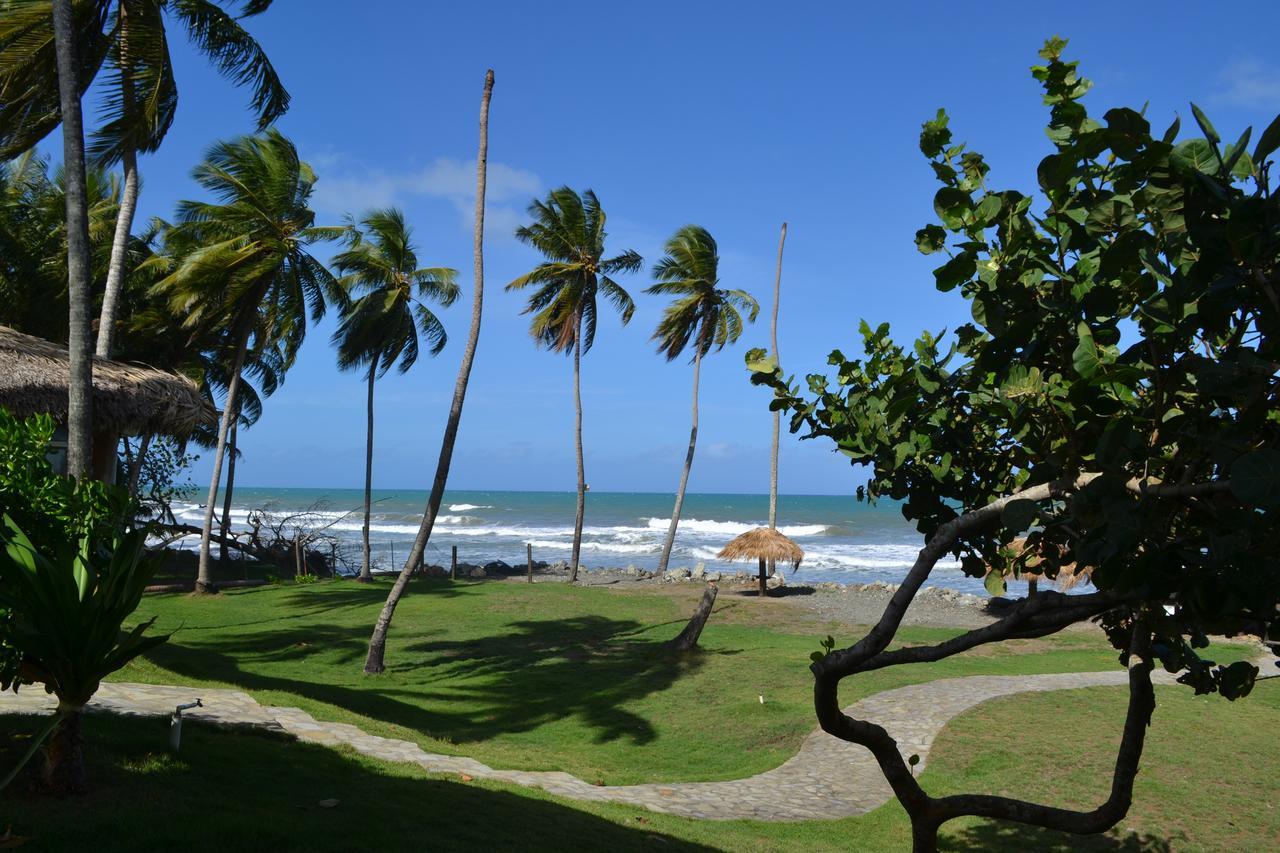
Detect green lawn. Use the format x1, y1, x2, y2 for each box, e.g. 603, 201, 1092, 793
108, 578, 1254, 785
3, 680, 1275, 851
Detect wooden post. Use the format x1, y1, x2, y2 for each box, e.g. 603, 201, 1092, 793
758, 557, 768, 597
451, 545, 458, 580
527, 543, 533, 583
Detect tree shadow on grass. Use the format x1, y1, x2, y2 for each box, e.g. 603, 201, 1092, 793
0, 714, 713, 853
139, 611, 721, 749
940, 820, 1179, 852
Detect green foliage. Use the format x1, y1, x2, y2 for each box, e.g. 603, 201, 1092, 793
750, 39, 1280, 699
0, 408, 138, 695
0, 516, 167, 705
330, 207, 460, 376
126, 436, 198, 524
810, 634, 836, 663
646, 225, 758, 362
507, 187, 642, 354
293, 572, 319, 585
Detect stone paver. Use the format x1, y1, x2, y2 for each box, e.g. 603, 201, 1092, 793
2, 654, 1271, 821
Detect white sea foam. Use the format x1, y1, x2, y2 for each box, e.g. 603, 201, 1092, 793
448, 504, 492, 511
644, 517, 828, 538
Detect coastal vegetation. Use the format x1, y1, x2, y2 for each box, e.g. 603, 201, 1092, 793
0, 4, 1276, 850
750, 37, 1280, 849
648, 225, 759, 575
506, 187, 643, 582
329, 208, 459, 582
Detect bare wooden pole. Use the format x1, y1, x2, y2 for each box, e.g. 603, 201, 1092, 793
451, 545, 458, 580
527, 543, 533, 583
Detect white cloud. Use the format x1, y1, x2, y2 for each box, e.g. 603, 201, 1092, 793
1214, 58, 1280, 109
307, 156, 540, 240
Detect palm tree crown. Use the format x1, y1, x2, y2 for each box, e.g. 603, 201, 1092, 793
331, 207, 460, 375
150, 128, 342, 364
647, 225, 759, 361
507, 186, 641, 351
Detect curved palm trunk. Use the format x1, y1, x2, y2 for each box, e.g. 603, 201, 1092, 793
51, 0, 94, 477
196, 326, 251, 593
570, 314, 585, 583
96, 146, 138, 358
40, 703, 85, 794
768, 223, 787, 581
364, 69, 493, 674
656, 349, 701, 575
218, 416, 238, 563
358, 354, 379, 582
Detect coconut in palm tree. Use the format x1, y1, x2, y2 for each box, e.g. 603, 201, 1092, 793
507, 187, 641, 582
331, 208, 459, 582
648, 225, 758, 575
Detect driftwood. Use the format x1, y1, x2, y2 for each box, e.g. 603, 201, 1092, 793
664, 583, 719, 652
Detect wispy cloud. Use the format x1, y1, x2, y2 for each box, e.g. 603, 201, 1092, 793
307, 155, 540, 241
1214, 58, 1280, 109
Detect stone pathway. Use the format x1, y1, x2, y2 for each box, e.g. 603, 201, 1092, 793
2, 656, 1272, 821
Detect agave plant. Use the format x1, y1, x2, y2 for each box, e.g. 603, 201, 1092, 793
0, 517, 168, 793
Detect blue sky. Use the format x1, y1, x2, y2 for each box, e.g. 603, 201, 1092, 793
86, 1, 1280, 495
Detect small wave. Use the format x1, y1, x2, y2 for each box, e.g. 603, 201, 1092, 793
448, 503, 492, 511
645, 517, 828, 537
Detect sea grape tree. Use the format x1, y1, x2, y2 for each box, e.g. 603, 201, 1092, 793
748, 38, 1279, 850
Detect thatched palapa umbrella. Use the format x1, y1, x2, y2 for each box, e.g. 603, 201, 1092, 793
717, 527, 804, 597
0, 325, 215, 480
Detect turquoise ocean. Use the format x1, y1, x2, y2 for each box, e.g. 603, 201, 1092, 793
171, 488, 1008, 595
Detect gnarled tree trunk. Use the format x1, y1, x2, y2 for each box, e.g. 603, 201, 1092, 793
656, 349, 701, 575
364, 70, 493, 674
51, 0, 93, 478
664, 583, 718, 652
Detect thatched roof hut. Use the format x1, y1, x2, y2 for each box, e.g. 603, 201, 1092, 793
717, 527, 804, 596
0, 325, 214, 437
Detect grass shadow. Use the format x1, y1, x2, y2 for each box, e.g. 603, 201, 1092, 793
941, 820, 1181, 851
0, 713, 714, 852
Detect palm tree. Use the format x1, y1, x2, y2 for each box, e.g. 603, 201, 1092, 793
506, 188, 641, 582
648, 225, 759, 575
768, 222, 787, 578
364, 69, 493, 675
150, 129, 342, 592
0, 0, 290, 359
49, 0, 94, 476
331, 208, 459, 582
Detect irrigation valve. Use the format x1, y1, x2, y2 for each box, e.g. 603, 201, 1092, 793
169, 699, 203, 753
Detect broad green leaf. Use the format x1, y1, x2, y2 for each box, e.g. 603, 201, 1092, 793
1072, 322, 1100, 378
1190, 102, 1220, 144
1253, 114, 1280, 162
915, 224, 947, 255
934, 253, 976, 292
1171, 139, 1217, 174
1229, 449, 1280, 511
745, 348, 778, 374
1001, 499, 1038, 533
984, 569, 1007, 597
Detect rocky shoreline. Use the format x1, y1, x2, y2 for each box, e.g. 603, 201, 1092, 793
402, 558, 997, 629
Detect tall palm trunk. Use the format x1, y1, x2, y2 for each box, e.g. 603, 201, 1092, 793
358, 352, 380, 582
96, 4, 137, 358
364, 69, 493, 674
656, 348, 701, 574
96, 146, 138, 357
51, 0, 94, 477
768, 222, 786, 530
767, 223, 787, 581
218, 415, 238, 562
569, 312, 585, 582
196, 322, 251, 593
